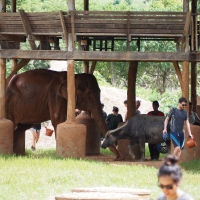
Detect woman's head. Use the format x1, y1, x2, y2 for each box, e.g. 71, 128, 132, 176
157, 155, 182, 197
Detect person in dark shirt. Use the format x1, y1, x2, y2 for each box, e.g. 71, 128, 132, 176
106, 106, 123, 130
147, 100, 164, 160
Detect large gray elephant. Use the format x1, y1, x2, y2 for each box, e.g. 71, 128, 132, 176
6, 69, 108, 155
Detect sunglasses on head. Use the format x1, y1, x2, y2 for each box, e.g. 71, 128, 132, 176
158, 183, 174, 189
181, 104, 187, 107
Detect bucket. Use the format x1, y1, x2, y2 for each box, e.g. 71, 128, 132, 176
186, 138, 197, 148
45, 126, 53, 137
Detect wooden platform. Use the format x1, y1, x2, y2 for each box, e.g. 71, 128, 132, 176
47, 187, 151, 200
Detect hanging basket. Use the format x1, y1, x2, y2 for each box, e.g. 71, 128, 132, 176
45, 126, 53, 137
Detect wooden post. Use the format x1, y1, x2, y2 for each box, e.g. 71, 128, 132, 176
127, 61, 138, 119
56, 0, 86, 159
84, 0, 89, 11
182, 61, 189, 112
66, 0, 75, 123
0, 0, 6, 12
191, 0, 197, 111
183, 0, 189, 12
11, 0, 16, 12
66, 60, 75, 123
0, 58, 6, 119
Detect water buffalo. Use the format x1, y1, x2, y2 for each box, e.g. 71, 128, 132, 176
101, 114, 170, 161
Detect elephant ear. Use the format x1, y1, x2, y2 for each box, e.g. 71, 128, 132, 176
59, 80, 78, 101
59, 80, 68, 99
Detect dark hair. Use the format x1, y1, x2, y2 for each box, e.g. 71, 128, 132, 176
178, 97, 187, 104
113, 106, 119, 112
153, 100, 159, 107
101, 103, 104, 107
189, 102, 193, 106
124, 100, 127, 104
157, 154, 182, 183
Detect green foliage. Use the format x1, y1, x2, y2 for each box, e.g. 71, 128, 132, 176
136, 86, 182, 114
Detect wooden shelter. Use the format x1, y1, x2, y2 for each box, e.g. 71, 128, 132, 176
0, 0, 200, 159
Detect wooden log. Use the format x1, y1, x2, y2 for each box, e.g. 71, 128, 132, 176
11, 0, 16, 13
191, 62, 197, 111
0, 0, 6, 12
53, 192, 140, 200
0, 50, 191, 62
127, 61, 138, 119
66, 60, 75, 123
182, 61, 189, 113
0, 58, 6, 118
59, 10, 68, 49
19, 10, 37, 50
72, 187, 150, 200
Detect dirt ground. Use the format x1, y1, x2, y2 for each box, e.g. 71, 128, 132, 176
25, 86, 162, 168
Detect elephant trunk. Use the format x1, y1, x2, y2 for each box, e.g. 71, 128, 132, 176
91, 107, 107, 136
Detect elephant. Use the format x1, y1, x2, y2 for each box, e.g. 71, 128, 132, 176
6, 69, 110, 155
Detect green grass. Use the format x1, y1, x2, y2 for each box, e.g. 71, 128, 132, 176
0, 149, 199, 200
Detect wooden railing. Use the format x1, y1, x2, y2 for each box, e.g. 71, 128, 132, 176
0, 10, 191, 51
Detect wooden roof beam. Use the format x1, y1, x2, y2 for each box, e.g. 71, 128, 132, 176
0, 50, 191, 61
19, 9, 37, 50
59, 10, 68, 49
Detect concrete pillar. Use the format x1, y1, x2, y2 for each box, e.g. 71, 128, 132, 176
0, 58, 13, 155
171, 124, 200, 162
76, 111, 100, 155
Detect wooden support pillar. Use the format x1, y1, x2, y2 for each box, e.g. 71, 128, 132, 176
84, 0, 89, 11
11, 0, 16, 12
191, 62, 197, 111
127, 61, 138, 120
118, 61, 141, 161
182, 61, 189, 112
191, 0, 197, 111
0, 58, 6, 118
89, 61, 97, 74
0, 58, 13, 155
0, 0, 6, 12
67, 60, 75, 123
56, 0, 86, 159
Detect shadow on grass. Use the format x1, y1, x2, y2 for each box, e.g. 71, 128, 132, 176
180, 159, 200, 173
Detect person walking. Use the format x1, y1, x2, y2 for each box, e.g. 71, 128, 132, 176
157, 154, 194, 200
30, 123, 41, 150
147, 100, 164, 160
163, 97, 193, 158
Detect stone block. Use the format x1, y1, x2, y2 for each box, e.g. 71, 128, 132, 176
171, 124, 200, 162
76, 112, 100, 155
56, 122, 86, 158
118, 139, 141, 161
0, 119, 13, 155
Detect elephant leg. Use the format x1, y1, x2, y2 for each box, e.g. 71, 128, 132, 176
138, 139, 146, 162
13, 124, 32, 156
128, 141, 135, 160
